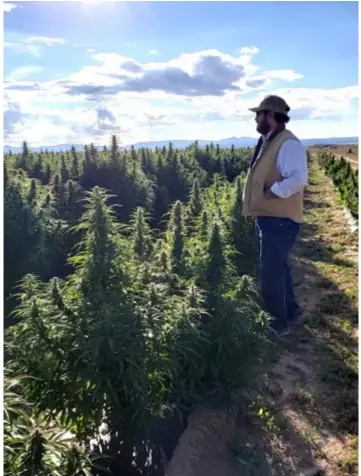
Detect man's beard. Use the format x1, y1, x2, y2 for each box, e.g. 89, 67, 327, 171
256, 118, 271, 135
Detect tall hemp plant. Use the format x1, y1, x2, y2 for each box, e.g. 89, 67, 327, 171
6, 188, 207, 474
6, 170, 267, 474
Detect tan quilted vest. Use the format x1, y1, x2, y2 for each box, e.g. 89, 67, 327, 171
242, 129, 303, 223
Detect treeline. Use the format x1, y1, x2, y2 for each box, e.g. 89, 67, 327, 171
318, 152, 358, 219
4, 137, 268, 475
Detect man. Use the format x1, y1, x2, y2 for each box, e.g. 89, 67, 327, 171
242, 95, 308, 339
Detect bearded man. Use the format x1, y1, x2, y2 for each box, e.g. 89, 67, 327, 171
242, 95, 308, 339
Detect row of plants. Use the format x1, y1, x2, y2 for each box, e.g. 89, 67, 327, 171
4, 137, 252, 299
318, 152, 358, 219
5, 138, 252, 227
5, 158, 268, 474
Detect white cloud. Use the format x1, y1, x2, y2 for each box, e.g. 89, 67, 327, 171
6, 66, 43, 81
149, 49, 159, 55
4, 35, 67, 58
3, 45, 358, 146
238, 46, 259, 56
24, 36, 67, 46
3, 2, 19, 12
265, 69, 304, 81
54, 48, 301, 100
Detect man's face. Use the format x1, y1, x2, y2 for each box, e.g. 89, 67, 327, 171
255, 111, 271, 135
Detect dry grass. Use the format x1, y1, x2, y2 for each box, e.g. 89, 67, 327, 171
309, 145, 358, 158
309, 145, 359, 170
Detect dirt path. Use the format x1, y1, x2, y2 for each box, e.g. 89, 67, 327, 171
344, 158, 358, 165
166, 158, 358, 476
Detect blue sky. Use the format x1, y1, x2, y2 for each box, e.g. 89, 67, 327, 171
4, 1, 359, 146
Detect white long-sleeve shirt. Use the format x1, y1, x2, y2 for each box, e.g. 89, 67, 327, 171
253, 135, 308, 199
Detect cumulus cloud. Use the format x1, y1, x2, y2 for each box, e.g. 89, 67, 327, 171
3, 45, 357, 146
149, 49, 159, 55
62, 50, 250, 99
58, 49, 302, 100
5, 47, 303, 101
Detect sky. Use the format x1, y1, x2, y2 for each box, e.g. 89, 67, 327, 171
3, 0, 359, 147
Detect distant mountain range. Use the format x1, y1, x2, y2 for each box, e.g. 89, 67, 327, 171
3, 136, 358, 154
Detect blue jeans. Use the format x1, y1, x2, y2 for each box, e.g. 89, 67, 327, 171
255, 217, 300, 332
